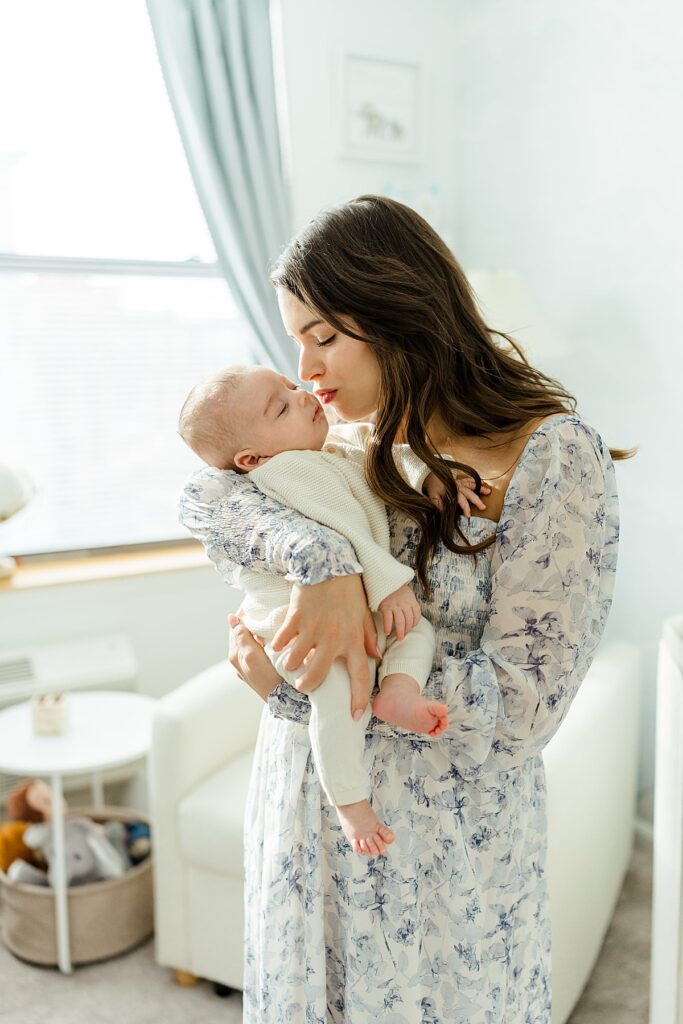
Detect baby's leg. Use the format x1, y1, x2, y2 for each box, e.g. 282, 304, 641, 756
372, 618, 449, 736
267, 643, 395, 857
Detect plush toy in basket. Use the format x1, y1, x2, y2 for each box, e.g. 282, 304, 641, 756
0, 778, 151, 887
0, 792, 155, 966
0, 779, 60, 876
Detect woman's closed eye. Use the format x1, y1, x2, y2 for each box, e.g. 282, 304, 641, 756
316, 335, 336, 348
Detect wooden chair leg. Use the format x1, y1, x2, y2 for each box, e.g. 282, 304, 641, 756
174, 969, 200, 987
213, 982, 234, 997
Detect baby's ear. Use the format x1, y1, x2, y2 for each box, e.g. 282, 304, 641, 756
234, 450, 259, 471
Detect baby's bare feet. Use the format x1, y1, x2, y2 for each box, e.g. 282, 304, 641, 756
336, 799, 396, 857
373, 673, 449, 737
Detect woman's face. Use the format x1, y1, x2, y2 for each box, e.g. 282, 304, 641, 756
277, 288, 381, 422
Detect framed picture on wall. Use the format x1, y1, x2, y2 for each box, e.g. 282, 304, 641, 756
339, 54, 420, 163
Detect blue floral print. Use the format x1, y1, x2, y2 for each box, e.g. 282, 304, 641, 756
179, 413, 619, 1022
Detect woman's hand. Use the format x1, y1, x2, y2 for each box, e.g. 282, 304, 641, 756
228, 613, 283, 702
271, 573, 380, 721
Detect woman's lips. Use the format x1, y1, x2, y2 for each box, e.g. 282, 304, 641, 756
316, 389, 338, 405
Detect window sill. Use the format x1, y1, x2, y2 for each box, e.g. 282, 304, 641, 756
0, 542, 210, 591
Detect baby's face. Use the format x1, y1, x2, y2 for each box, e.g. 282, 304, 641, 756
234, 366, 329, 471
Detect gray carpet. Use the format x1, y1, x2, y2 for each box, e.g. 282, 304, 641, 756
0, 834, 652, 1024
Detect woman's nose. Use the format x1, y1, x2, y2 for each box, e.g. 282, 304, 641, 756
298, 348, 323, 382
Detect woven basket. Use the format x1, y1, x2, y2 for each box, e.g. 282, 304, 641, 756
0, 806, 153, 966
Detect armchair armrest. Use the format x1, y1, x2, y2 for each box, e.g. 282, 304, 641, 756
149, 660, 264, 810
148, 659, 264, 973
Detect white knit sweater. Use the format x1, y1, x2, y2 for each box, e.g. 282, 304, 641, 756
237, 422, 431, 635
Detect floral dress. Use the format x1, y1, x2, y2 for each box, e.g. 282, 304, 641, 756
179, 414, 619, 1024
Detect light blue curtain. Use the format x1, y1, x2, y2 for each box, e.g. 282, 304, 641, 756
146, 0, 295, 375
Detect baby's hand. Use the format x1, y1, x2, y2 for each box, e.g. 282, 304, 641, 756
423, 472, 491, 518
377, 584, 421, 642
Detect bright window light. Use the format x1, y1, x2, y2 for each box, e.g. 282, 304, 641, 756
0, 0, 216, 261
0, 0, 258, 555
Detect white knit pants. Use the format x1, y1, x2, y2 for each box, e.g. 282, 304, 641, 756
265, 613, 435, 807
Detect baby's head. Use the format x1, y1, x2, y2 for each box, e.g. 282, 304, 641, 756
179, 364, 329, 472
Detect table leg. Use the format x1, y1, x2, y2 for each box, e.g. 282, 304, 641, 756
51, 772, 72, 974
91, 771, 105, 809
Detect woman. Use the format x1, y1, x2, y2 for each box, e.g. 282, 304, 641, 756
180, 195, 626, 1022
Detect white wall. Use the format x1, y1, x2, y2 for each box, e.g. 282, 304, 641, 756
449, 0, 683, 809
0, 566, 240, 699
275, 0, 460, 240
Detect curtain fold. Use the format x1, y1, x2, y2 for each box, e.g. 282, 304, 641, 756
146, 0, 295, 375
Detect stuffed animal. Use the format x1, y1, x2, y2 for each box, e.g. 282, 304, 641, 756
102, 821, 133, 871
7, 817, 129, 887
101, 821, 151, 866
0, 821, 38, 874
6, 778, 65, 822
125, 821, 151, 864
0, 778, 64, 875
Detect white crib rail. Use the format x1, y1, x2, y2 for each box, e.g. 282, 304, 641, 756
650, 615, 683, 1024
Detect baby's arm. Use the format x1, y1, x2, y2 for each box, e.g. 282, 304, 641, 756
377, 583, 421, 642
249, 450, 414, 611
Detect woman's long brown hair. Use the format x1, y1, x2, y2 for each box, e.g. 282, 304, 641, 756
270, 194, 635, 597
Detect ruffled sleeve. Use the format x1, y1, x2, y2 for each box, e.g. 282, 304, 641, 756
179, 466, 363, 587
438, 415, 620, 779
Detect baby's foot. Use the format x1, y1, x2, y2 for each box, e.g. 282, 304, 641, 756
373, 673, 449, 737
336, 798, 396, 857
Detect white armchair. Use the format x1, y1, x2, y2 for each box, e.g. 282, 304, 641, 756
148, 660, 263, 991
149, 643, 641, 1021
544, 643, 641, 1023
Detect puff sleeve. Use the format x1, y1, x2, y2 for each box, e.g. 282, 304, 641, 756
179, 466, 363, 587
437, 417, 620, 779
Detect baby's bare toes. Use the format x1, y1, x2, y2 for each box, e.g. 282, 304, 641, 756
378, 824, 396, 844
370, 836, 384, 856
429, 716, 448, 736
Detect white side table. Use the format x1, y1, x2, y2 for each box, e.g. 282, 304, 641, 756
0, 690, 156, 974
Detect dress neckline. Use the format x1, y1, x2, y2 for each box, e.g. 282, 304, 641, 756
451, 413, 579, 528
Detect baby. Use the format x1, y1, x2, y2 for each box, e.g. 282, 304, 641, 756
179, 364, 483, 856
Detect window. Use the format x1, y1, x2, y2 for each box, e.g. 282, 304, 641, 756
0, 0, 257, 556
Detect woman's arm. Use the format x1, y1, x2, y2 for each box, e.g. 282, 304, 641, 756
180, 467, 378, 717
179, 465, 364, 585
437, 417, 620, 778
